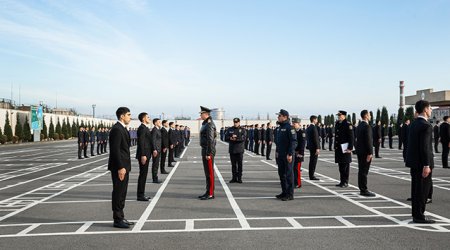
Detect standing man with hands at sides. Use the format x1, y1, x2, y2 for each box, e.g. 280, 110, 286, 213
225, 118, 246, 183
440, 116, 450, 169
306, 115, 320, 181
168, 122, 177, 167
160, 120, 170, 175
275, 109, 297, 201
292, 118, 306, 188
265, 122, 274, 160
198, 106, 217, 200
356, 110, 376, 197
406, 100, 435, 224
151, 118, 163, 184
135, 112, 152, 202
335, 110, 354, 188
108, 107, 133, 229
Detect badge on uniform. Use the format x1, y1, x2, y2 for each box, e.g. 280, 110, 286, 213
291, 129, 296, 135
349, 125, 353, 130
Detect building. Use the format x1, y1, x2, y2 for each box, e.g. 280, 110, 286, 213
405, 88, 450, 122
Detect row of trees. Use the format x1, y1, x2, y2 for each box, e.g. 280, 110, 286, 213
1, 112, 112, 144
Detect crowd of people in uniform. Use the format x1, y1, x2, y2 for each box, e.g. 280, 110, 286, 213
77, 127, 110, 159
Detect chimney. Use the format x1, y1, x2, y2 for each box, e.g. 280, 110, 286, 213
399, 81, 405, 109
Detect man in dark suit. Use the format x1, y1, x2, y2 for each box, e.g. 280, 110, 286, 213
433, 121, 440, 153
402, 119, 410, 163
406, 100, 435, 224
388, 124, 394, 149
108, 107, 133, 229
160, 120, 170, 174
356, 110, 375, 196
151, 118, 162, 183
136, 112, 152, 202
306, 115, 320, 180
225, 118, 246, 183
373, 120, 382, 158
265, 122, 274, 160
168, 122, 177, 167
320, 124, 326, 150
327, 125, 334, 151
335, 111, 354, 187
96, 127, 103, 155
83, 126, 90, 158
254, 124, 261, 155
440, 116, 450, 169
261, 124, 266, 157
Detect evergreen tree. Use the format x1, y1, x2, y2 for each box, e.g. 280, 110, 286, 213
376, 109, 381, 123
381, 106, 389, 127
42, 116, 48, 139
15, 113, 23, 140
347, 114, 351, 121
330, 114, 335, 125
405, 106, 415, 122
352, 113, 357, 125
56, 118, 62, 135
318, 115, 322, 125
369, 111, 374, 126
23, 117, 32, 142
397, 107, 405, 124
49, 117, 55, 139
72, 120, 77, 137
61, 118, 67, 139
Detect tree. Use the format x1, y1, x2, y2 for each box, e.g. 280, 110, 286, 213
396, 107, 405, 134
56, 118, 62, 135
42, 116, 48, 139
61, 118, 67, 140
318, 115, 322, 125
352, 112, 357, 125
49, 117, 55, 140
72, 120, 77, 138
23, 117, 32, 142
81, 120, 85, 128
330, 114, 335, 125
381, 106, 389, 127
15, 113, 23, 141
376, 108, 381, 123
405, 106, 415, 122
369, 111, 374, 126
390, 115, 396, 135
347, 114, 351, 122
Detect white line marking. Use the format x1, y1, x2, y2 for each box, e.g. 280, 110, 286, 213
76, 222, 94, 233
286, 218, 302, 228
336, 216, 355, 227
185, 220, 194, 231
17, 224, 40, 236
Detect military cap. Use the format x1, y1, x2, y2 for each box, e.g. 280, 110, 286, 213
233, 117, 240, 123
292, 118, 301, 123
200, 106, 212, 114
276, 109, 290, 117
337, 110, 347, 116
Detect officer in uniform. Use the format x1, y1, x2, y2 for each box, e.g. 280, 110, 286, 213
151, 118, 162, 183
83, 126, 90, 158
275, 109, 297, 201
292, 118, 305, 188
160, 120, 170, 174
373, 120, 382, 158
388, 124, 394, 149
265, 122, 274, 160
356, 110, 375, 196
248, 125, 254, 152
254, 124, 261, 155
77, 126, 85, 159
198, 106, 217, 200
225, 118, 246, 183
327, 125, 334, 151
97, 127, 103, 155
168, 122, 177, 167
89, 127, 96, 156
334, 111, 354, 187
261, 124, 266, 157
440, 116, 450, 169
306, 115, 320, 180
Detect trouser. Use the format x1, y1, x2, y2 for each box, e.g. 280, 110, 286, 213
374, 142, 380, 157
230, 153, 243, 180
308, 149, 318, 179
276, 154, 294, 196
328, 137, 333, 151
261, 142, 266, 156
381, 137, 385, 148
410, 168, 432, 220
434, 139, 440, 153
103, 141, 108, 153
245, 140, 249, 150
160, 149, 167, 173
254, 142, 260, 154
442, 142, 449, 168
389, 136, 393, 149
97, 143, 102, 155
78, 143, 83, 158
202, 154, 215, 196
137, 158, 149, 198
90, 142, 95, 156
249, 141, 254, 152
111, 170, 129, 222
169, 147, 175, 164
338, 163, 350, 184
266, 143, 272, 159
294, 160, 302, 187
321, 137, 326, 150
83, 143, 88, 157
152, 154, 161, 180
398, 137, 403, 149
357, 154, 371, 192
403, 146, 408, 162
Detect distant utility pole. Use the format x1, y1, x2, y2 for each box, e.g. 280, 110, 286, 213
92, 104, 96, 118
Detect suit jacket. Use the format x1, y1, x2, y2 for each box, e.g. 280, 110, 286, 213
161, 127, 169, 149
306, 124, 320, 150
439, 122, 450, 144
151, 127, 162, 153
265, 127, 274, 142
108, 122, 131, 172
136, 124, 151, 159
406, 117, 434, 170
169, 128, 177, 146
356, 121, 373, 156
373, 125, 382, 141
433, 125, 439, 140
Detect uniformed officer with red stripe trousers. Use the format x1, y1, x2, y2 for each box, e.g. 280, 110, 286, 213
198, 106, 217, 200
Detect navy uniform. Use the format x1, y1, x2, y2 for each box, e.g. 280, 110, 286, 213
275, 109, 297, 201
292, 118, 306, 188
198, 106, 217, 200
225, 118, 246, 183
265, 124, 274, 160
334, 111, 354, 187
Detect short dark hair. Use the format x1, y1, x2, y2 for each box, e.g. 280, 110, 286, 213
169, 122, 174, 126
116, 107, 130, 120
443, 116, 449, 120
138, 112, 148, 122
162, 120, 168, 125
360, 110, 369, 119
415, 100, 430, 114
153, 118, 160, 124
310, 115, 317, 122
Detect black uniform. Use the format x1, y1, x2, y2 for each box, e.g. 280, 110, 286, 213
136, 124, 151, 199
381, 126, 386, 148
89, 130, 96, 156
97, 130, 103, 155
327, 127, 334, 151
261, 127, 266, 157
294, 127, 306, 187
265, 127, 274, 160
200, 116, 217, 197
83, 130, 90, 158
401, 124, 410, 162
335, 119, 354, 186
306, 124, 320, 179
320, 127, 326, 150
373, 124, 382, 158
151, 126, 162, 182
440, 121, 449, 168
254, 128, 261, 155
160, 127, 169, 173
356, 121, 373, 193
406, 117, 434, 222
388, 126, 394, 149
433, 124, 440, 153
225, 126, 246, 182
168, 128, 177, 166
77, 130, 84, 159
275, 120, 297, 199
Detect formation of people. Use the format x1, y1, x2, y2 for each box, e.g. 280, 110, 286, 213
77, 126, 110, 159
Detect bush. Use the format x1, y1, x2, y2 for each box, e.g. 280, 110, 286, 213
12, 135, 19, 144
4, 112, 13, 142
53, 133, 59, 140
40, 134, 44, 141
59, 134, 65, 140
0, 135, 7, 144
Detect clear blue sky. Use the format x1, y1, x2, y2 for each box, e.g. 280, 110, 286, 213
0, 0, 449, 119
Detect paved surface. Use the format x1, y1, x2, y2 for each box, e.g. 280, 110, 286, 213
0, 138, 449, 249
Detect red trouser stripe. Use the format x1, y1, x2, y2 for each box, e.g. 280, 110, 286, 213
298, 162, 302, 186
208, 156, 214, 196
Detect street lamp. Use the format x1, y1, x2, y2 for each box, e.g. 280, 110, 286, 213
92, 104, 96, 118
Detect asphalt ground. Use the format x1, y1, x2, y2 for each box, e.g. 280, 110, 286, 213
0, 137, 449, 249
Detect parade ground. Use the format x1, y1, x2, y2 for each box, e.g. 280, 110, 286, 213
0, 138, 449, 249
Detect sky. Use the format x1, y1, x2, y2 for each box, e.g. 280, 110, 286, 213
0, 0, 449, 120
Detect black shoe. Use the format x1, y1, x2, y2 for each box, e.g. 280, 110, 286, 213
426, 198, 432, 204
343, 183, 349, 187
91, 154, 95, 157
276, 193, 285, 199
84, 156, 89, 158
113, 220, 130, 229
229, 179, 237, 183
407, 197, 412, 201
296, 185, 302, 188
266, 158, 272, 160
153, 180, 162, 184
335, 183, 344, 187
200, 195, 215, 200
137, 196, 151, 201
435, 151, 440, 153
173, 160, 177, 163
161, 171, 169, 174
123, 219, 135, 225
198, 193, 208, 199
78, 157, 83, 159
360, 191, 376, 197
281, 195, 293, 201
443, 166, 450, 169
310, 177, 320, 181
375, 156, 382, 158
237, 179, 243, 184
413, 218, 435, 224
168, 164, 175, 167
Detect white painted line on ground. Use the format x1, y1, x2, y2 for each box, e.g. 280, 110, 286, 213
76, 222, 94, 233
336, 216, 355, 227
286, 218, 303, 228
17, 224, 39, 236
185, 219, 194, 231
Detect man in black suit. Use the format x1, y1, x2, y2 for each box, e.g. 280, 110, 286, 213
327, 125, 334, 151
77, 126, 85, 159
306, 115, 320, 181
433, 121, 440, 153
136, 112, 152, 202
254, 124, 261, 155
168, 122, 177, 167
108, 107, 133, 229
151, 118, 163, 184
388, 124, 394, 149
402, 119, 410, 163
83, 126, 90, 158
265, 122, 274, 160
225, 118, 246, 183
261, 124, 266, 157
356, 110, 375, 197
440, 116, 450, 169
373, 120, 382, 158
406, 100, 435, 224
160, 120, 170, 174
